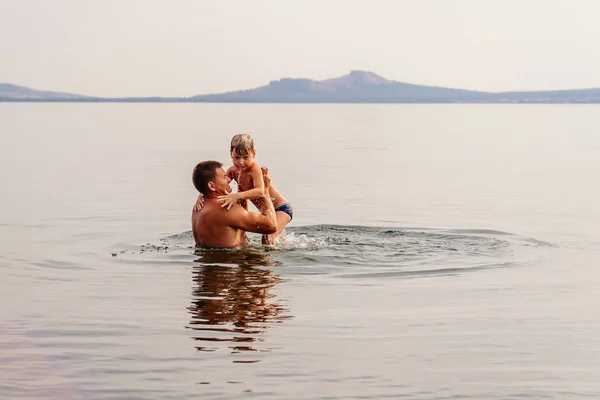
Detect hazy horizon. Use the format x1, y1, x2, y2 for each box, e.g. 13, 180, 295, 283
2, 0, 600, 97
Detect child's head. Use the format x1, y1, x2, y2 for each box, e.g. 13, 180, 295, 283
230, 133, 255, 155
230, 133, 256, 170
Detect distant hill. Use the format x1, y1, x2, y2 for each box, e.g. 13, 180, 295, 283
0, 83, 92, 100
2, 71, 600, 103
189, 70, 494, 103
189, 70, 600, 103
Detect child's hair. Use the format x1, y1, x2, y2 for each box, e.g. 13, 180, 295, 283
230, 133, 255, 155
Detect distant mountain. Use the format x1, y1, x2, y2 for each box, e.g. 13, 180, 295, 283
189, 70, 494, 103
2, 71, 600, 103
0, 83, 92, 100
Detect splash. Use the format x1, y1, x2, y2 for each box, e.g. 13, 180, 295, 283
118, 225, 554, 280
269, 231, 336, 250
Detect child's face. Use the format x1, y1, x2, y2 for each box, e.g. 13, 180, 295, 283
231, 149, 255, 171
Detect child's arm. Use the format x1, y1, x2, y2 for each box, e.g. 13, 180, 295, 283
218, 164, 267, 210
226, 166, 238, 182
227, 165, 251, 209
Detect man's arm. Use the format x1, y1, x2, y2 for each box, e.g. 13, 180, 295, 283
225, 195, 277, 234
222, 167, 277, 234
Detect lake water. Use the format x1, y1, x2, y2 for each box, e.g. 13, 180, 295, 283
1, 103, 600, 399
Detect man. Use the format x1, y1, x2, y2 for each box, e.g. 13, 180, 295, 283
191, 160, 277, 248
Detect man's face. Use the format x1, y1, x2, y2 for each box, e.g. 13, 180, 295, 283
212, 167, 232, 194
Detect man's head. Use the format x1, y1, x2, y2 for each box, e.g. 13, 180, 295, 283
192, 160, 231, 196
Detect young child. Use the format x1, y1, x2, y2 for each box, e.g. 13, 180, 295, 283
217, 133, 293, 244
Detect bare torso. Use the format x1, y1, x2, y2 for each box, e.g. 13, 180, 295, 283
192, 200, 247, 248
234, 164, 287, 209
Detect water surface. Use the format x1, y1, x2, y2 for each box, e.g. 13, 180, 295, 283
1, 103, 600, 399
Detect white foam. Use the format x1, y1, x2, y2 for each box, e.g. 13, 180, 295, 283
272, 232, 329, 250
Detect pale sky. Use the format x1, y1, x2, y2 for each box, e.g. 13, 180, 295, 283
1, 0, 600, 97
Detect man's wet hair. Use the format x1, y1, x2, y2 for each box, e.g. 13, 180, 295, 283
192, 160, 223, 195
230, 133, 255, 156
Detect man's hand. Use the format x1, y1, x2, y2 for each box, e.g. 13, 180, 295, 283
218, 193, 241, 210
194, 194, 205, 212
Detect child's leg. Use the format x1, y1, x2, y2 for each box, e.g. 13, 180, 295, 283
272, 210, 292, 241
261, 210, 292, 245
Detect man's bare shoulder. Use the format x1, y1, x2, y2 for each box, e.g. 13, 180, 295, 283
219, 201, 249, 222
192, 201, 237, 231
192, 201, 217, 223
194, 199, 243, 223
192, 200, 247, 247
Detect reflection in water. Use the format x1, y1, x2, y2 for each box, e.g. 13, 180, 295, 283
187, 248, 291, 363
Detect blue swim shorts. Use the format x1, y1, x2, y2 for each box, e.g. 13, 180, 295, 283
274, 202, 293, 221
